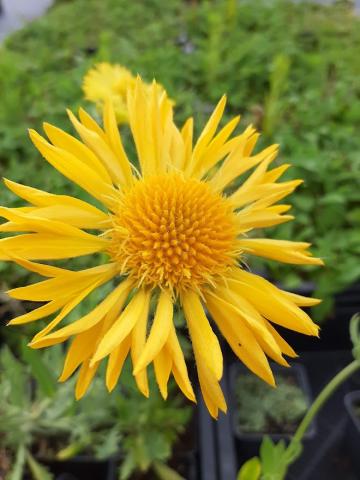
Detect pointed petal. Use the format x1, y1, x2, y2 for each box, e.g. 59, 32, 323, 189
133, 290, 173, 374
154, 347, 172, 400
106, 335, 131, 392
43, 122, 112, 184
8, 299, 64, 325
29, 129, 115, 208
182, 290, 223, 380
229, 270, 319, 336
238, 238, 324, 266
103, 100, 133, 185
205, 293, 275, 386
91, 288, 151, 364
75, 360, 100, 400
29, 279, 133, 348
166, 325, 195, 402
130, 293, 150, 398
59, 321, 104, 382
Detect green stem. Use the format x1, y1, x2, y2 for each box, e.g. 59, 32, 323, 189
289, 359, 360, 450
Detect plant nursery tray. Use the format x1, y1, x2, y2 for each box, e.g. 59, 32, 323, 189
211, 350, 358, 480
39, 456, 116, 480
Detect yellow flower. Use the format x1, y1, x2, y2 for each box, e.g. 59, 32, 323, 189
83, 63, 168, 124
0, 78, 323, 418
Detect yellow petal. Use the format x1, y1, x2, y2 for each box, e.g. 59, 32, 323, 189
8, 299, 64, 325
8, 263, 117, 301
29, 129, 115, 208
238, 238, 324, 266
22, 205, 110, 230
0, 232, 107, 261
205, 293, 275, 386
68, 109, 131, 187
282, 291, 322, 307
75, 359, 99, 400
202, 389, 219, 419
59, 321, 104, 382
133, 290, 173, 374
166, 324, 195, 402
231, 180, 302, 210
197, 355, 227, 418
103, 100, 133, 185
91, 288, 151, 364
130, 293, 150, 398
154, 347, 172, 400
236, 209, 294, 231
29, 279, 133, 348
0, 206, 105, 240
229, 270, 319, 336
181, 117, 193, 171
7, 256, 70, 278
78, 107, 108, 140
127, 77, 154, 176
32, 280, 103, 341
264, 320, 298, 358
262, 163, 291, 183
106, 335, 131, 392
182, 290, 223, 380
208, 287, 283, 362
43, 122, 112, 184
196, 115, 240, 178
188, 95, 227, 176
0, 179, 111, 231
3, 178, 110, 228
209, 127, 272, 191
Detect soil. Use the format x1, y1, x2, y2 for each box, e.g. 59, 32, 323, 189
0, 448, 11, 480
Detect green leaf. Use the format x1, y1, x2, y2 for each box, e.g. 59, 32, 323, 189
26, 451, 54, 480
153, 461, 186, 480
259, 437, 288, 480
237, 457, 261, 480
21, 341, 57, 397
0, 346, 27, 407
8, 444, 26, 480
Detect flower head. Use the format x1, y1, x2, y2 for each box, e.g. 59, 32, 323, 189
83, 63, 168, 124
1, 78, 323, 418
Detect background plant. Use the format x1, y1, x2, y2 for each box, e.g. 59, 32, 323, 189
237, 314, 360, 480
0, 343, 191, 480
1, 0, 359, 321
234, 372, 308, 434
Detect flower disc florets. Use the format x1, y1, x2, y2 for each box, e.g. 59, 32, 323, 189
108, 173, 238, 292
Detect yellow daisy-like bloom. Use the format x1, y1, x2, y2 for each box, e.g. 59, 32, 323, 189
0, 78, 323, 418
83, 63, 168, 124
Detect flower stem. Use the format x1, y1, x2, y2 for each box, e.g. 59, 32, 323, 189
289, 359, 360, 451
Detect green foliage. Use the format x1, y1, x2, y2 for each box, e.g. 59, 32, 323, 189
237, 456, 261, 480
234, 373, 308, 434
0, 345, 190, 479
0, 0, 359, 320
107, 366, 191, 480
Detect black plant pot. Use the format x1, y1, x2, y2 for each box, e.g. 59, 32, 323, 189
40, 456, 116, 480
216, 352, 356, 480
114, 451, 197, 480
198, 396, 219, 480
344, 391, 360, 474
228, 363, 316, 461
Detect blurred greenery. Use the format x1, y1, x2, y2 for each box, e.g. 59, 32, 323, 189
0, 343, 191, 479
234, 371, 308, 434
0, 0, 359, 322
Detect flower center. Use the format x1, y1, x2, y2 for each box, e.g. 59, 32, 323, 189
108, 173, 238, 292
